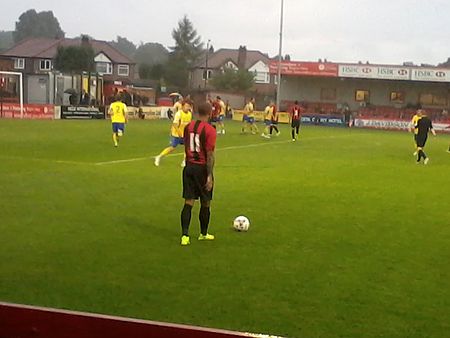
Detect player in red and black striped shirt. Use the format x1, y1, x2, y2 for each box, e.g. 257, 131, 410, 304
180, 102, 217, 246
290, 101, 303, 141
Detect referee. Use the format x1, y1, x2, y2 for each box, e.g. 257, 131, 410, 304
415, 111, 436, 165
180, 102, 217, 246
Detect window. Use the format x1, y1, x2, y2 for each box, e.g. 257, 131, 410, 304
355, 90, 370, 102
419, 93, 447, 106
118, 64, 129, 77
96, 62, 113, 75
39, 59, 51, 71
321, 88, 336, 101
14, 58, 25, 69
254, 71, 270, 84
202, 69, 212, 80
390, 91, 405, 103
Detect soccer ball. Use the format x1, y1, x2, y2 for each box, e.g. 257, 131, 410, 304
233, 216, 250, 232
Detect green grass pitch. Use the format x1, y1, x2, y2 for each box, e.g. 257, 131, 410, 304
0, 119, 449, 338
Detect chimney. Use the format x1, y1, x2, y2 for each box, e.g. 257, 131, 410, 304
237, 45, 247, 70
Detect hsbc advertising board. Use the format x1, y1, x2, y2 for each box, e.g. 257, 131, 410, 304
338, 65, 410, 80
411, 68, 450, 82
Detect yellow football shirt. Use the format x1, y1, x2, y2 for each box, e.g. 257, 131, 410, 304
264, 106, 274, 120
219, 100, 226, 116
244, 102, 254, 117
171, 110, 192, 137
109, 101, 127, 123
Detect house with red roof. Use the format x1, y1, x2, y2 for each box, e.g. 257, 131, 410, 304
191, 46, 277, 96
0, 37, 135, 104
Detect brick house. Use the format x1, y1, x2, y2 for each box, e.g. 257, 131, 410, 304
0, 37, 135, 104
190, 46, 277, 96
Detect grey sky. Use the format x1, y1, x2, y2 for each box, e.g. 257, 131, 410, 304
1, 0, 449, 65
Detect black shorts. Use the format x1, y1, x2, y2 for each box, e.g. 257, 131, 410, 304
291, 120, 300, 128
182, 164, 213, 201
416, 135, 428, 148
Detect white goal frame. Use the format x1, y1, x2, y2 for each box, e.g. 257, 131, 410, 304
0, 71, 24, 118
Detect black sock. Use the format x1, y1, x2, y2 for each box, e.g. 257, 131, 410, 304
291, 129, 295, 139
181, 204, 192, 236
419, 149, 427, 160
269, 126, 273, 135
199, 206, 210, 236
273, 126, 279, 133
418, 149, 426, 161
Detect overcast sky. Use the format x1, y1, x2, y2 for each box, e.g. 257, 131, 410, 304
1, 0, 449, 65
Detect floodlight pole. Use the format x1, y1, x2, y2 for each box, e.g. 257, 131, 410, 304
276, 0, 284, 111
204, 39, 211, 89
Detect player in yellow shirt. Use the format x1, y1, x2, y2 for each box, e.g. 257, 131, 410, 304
216, 96, 226, 135
154, 101, 192, 167
242, 97, 258, 134
410, 109, 422, 156
261, 102, 274, 138
108, 95, 128, 147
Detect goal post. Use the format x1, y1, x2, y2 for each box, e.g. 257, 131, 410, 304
0, 71, 24, 118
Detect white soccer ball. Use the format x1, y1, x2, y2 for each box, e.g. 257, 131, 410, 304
233, 216, 250, 232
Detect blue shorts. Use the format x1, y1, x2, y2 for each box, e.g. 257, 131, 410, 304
264, 119, 272, 126
218, 115, 225, 122
112, 123, 125, 134
243, 116, 255, 124
170, 136, 184, 147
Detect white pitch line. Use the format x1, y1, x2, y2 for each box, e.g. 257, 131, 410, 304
1, 134, 352, 167
95, 157, 148, 166
0, 155, 90, 166
94, 135, 349, 166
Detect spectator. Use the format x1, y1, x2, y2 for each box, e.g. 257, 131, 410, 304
80, 90, 90, 106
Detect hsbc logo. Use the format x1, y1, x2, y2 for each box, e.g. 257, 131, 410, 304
398, 69, 408, 76
436, 71, 446, 77
362, 68, 372, 74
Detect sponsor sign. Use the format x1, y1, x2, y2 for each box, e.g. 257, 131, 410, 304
60, 106, 105, 119
301, 115, 345, 126
269, 61, 338, 77
0, 104, 54, 119
338, 65, 410, 80
410, 68, 450, 82
354, 118, 450, 133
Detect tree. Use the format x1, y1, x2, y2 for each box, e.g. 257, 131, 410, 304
0, 31, 13, 52
170, 16, 204, 66
110, 36, 136, 59
165, 54, 190, 88
13, 9, 64, 43
166, 16, 204, 88
54, 37, 95, 73
139, 63, 152, 79
210, 69, 255, 93
134, 42, 169, 66
139, 63, 166, 80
